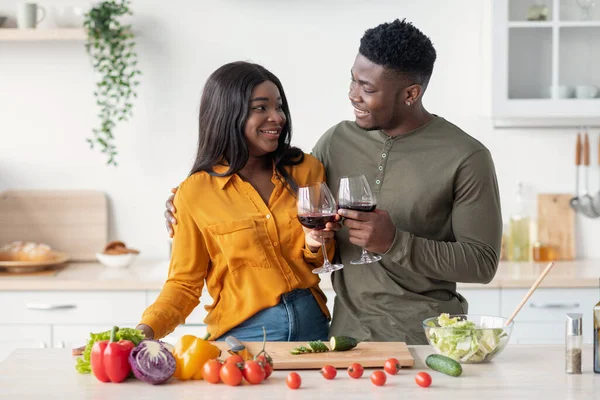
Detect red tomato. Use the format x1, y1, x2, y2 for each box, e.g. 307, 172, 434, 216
415, 371, 432, 388
384, 357, 400, 375
286, 372, 301, 389
256, 354, 274, 379
370, 370, 387, 386
347, 363, 364, 379
220, 362, 243, 386
202, 359, 222, 384
321, 365, 337, 380
225, 354, 244, 365
242, 360, 266, 384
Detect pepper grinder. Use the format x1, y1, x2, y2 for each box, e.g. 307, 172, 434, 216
565, 313, 583, 374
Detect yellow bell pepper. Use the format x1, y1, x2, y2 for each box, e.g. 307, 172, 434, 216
172, 333, 221, 380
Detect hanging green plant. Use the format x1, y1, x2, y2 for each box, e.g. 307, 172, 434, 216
83, 0, 141, 166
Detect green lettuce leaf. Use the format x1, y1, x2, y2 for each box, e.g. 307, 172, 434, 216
75, 327, 145, 374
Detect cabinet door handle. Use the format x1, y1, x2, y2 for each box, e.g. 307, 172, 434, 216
529, 302, 580, 309
26, 303, 77, 310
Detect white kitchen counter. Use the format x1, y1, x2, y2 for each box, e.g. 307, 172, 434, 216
0, 259, 599, 291
0, 345, 598, 399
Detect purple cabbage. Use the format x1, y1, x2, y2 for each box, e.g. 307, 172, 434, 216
128, 340, 176, 385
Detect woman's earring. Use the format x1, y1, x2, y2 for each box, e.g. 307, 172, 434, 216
406, 101, 411, 106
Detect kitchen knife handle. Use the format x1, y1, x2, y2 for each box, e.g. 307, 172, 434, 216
26, 303, 76, 310
225, 335, 246, 352
529, 302, 580, 309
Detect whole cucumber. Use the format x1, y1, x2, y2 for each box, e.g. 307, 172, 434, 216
425, 354, 463, 377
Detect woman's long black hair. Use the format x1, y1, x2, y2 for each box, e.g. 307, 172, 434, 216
189, 61, 304, 193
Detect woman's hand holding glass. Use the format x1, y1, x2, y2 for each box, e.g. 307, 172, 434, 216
297, 183, 344, 274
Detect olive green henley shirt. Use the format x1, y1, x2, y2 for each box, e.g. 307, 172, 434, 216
312, 116, 502, 344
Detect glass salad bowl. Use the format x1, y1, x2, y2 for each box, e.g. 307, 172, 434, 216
423, 314, 513, 364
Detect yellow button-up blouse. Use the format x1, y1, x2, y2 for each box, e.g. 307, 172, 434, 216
140, 154, 333, 339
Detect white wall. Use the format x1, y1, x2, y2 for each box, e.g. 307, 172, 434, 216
1, 0, 598, 259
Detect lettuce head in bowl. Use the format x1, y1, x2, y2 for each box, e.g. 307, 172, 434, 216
423, 314, 513, 363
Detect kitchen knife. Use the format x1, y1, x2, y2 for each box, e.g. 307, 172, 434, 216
225, 335, 253, 360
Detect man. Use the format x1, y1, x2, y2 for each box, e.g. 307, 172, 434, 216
165, 19, 502, 344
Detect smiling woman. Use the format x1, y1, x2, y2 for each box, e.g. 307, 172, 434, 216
136, 61, 338, 343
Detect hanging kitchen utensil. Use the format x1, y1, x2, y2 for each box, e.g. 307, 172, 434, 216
593, 134, 600, 212
570, 133, 584, 213
580, 131, 600, 218
570, 132, 600, 218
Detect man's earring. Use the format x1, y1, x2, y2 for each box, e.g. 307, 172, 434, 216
406, 101, 412, 106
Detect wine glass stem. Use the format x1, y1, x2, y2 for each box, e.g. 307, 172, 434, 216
321, 237, 331, 267
361, 248, 369, 257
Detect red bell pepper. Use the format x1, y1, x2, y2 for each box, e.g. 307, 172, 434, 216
91, 326, 135, 383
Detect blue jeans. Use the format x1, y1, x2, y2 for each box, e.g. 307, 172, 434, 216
216, 289, 329, 342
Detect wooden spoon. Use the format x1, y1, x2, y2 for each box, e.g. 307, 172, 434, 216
505, 262, 555, 326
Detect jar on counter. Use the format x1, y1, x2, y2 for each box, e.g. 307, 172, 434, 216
533, 241, 558, 262
566, 313, 583, 374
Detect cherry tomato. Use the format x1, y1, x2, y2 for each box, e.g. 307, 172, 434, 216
415, 371, 432, 388
225, 354, 244, 365
286, 372, 302, 389
242, 360, 266, 384
321, 365, 337, 380
202, 359, 222, 384
256, 354, 274, 379
370, 370, 387, 386
347, 363, 364, 379
220, 362, 243, 386
384, 357, 401, 375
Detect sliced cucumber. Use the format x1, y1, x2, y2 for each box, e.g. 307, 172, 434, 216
329, 336, 359, 351
308, 340, 329, 353
425, 354, 463, 377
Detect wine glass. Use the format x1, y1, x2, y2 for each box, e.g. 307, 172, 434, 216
576, 0, 596, 20
297, 183, 344, 274
338, 175, 383, 264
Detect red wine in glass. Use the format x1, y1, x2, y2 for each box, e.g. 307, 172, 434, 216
337, 202, 377, 212
297, 213, 337, 230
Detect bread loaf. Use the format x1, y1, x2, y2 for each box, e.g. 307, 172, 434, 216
0, 241, 57, 262
103, 241, 139, 255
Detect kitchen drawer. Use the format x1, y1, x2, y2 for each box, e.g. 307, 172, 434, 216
509, 322, 565, 345
0, 325, 52, 361
146, 290, 213, 325
0, 291, 146, 324
500, 288, 597, 323
458, 289, 501, 316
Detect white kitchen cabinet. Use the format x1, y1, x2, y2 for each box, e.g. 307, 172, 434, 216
458, 288, 501, 316
492, 0, 600, 125
0, 325, 52, 361
501, 288, 598, 344
0, 291, 146, 325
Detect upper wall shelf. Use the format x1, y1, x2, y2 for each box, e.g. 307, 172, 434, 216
508, 21, 600, 28
0, 29, 86, 41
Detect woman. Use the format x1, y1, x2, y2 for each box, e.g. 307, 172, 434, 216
136, 62, 334, 342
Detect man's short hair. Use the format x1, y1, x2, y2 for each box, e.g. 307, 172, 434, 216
359, 19, 437, 87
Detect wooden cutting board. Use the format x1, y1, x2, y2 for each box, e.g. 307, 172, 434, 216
0, 190, 107, 261
537, 194, 575, 260
213, 341, 414, 370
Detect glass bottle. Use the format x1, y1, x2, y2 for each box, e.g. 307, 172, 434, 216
566, 313, 582, 374
508, 182, 531, 262
594, 301, 600, 373
527, 0, 550, 21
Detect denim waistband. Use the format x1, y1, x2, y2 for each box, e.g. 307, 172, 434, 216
281, 288, 311, 303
